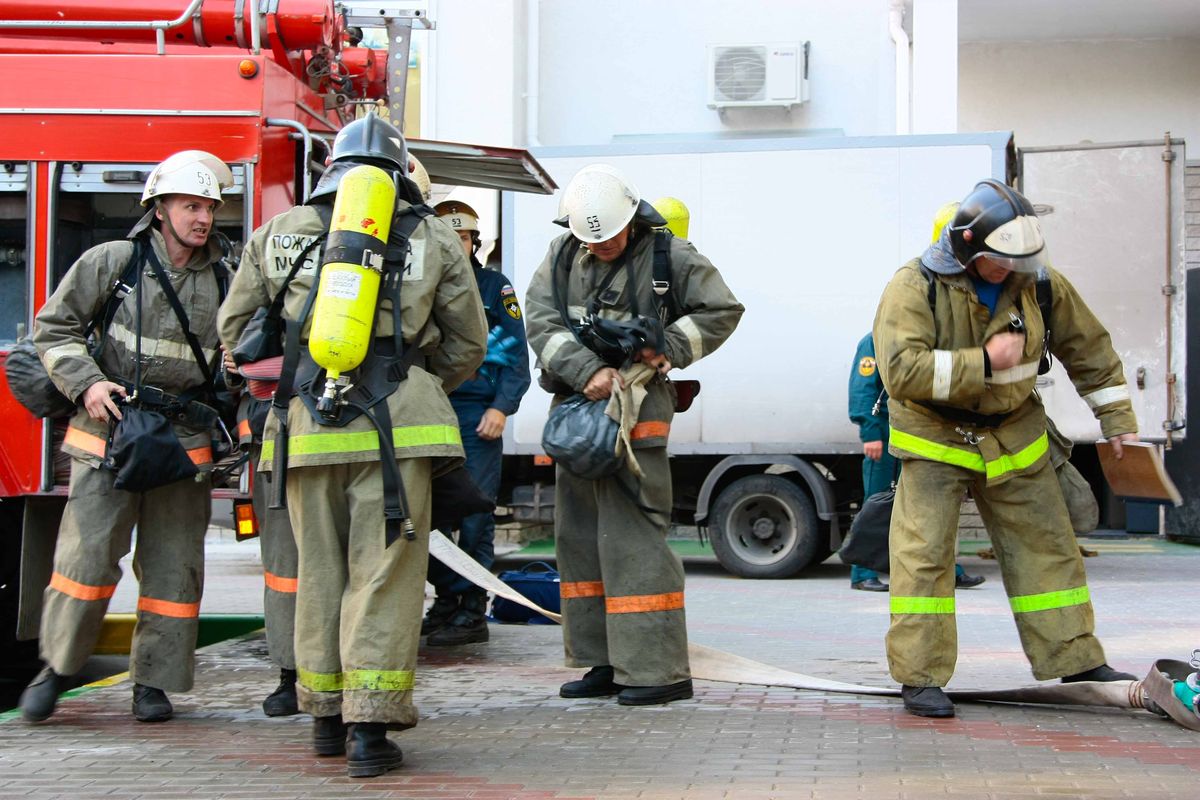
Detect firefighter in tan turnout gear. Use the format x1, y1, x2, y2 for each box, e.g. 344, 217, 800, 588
525, 165, 743, 705
218, 114, 486, 778
21, 151, 232, 724
873, 179, 1139, 719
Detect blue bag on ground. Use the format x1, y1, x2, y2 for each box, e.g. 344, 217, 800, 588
490, 562, 560, 624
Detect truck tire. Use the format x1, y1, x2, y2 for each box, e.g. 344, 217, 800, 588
709, 475, 820, 578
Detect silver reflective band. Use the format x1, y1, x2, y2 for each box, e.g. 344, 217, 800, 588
1083, 384, 1131, 409
932, 349, 953, 401
989, 360, 1040, 385
674, 315, 705, 360
110, 324, 217, 365
540, 331, 575, 368
42, 342, 89, 372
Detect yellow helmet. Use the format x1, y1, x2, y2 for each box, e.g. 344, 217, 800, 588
651, 196, 690, 239
434, 200, 480, 233
931, 201, 960, 243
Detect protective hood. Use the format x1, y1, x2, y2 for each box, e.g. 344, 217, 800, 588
920, 226, 965, 275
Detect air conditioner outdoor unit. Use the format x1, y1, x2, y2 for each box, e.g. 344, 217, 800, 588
707, 42, 810, 110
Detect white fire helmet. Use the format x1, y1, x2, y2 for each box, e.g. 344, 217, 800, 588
558, 163, 640, 243
434, 200, 480, 232
141, 150, 234, 208
409, 155, 432, 201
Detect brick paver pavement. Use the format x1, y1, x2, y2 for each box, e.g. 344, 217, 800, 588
1, 537, 1197, 799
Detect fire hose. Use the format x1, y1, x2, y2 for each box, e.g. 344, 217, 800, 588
429, 530, 1200, 733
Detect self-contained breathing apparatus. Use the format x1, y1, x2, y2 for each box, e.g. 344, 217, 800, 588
268, 165, 433, 546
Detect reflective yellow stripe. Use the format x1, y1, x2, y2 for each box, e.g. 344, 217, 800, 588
889, 428, 985, 472
344, 669, 415, 691
261, 424, 461, 461
298, 668, 344, 692
984, 432, 1049, 481
890, 427, 1049, 480
1009, 585, 1090, 614
890, 596, 956, 615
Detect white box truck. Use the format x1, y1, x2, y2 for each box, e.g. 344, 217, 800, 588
500, 133, 1189, 577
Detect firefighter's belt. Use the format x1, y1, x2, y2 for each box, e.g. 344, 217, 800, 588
428, 530, 1197, 732
116, 380, 219, 429
916, 400, 1013, 429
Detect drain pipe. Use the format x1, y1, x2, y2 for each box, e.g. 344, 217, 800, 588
525, 0, 542, 146
1162, 131, 1179, 447
889, 0, 911, 135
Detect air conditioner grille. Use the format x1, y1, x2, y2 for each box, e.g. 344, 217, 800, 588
713, 47, 767, 102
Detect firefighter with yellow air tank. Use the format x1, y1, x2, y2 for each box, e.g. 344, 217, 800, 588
873, 179, 1139, 719
218, 114, 486, 778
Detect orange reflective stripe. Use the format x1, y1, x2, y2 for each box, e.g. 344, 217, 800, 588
606, 591, 685, 614
264, 571, 298, 594
49, 572, 116, 601
560, 581, 605, 599
188, 445, 213, 466
137, 596, 201, 618
237, 419, 252, 439
630, 421, 670, 440
64, 426, 107, 457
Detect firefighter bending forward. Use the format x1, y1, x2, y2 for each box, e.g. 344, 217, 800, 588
218, 115, 485, 777
873, 180, 1139, 719
525, 164, 743, 705
21, 151, 232, 724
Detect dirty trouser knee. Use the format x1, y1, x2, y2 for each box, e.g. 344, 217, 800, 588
427, 402, 501, 596
289, 458, 431, 725
971, 459, 1105, 680
252, 449, 297, 671
555, 447, 689, 687
886, 458, 970, 687
41, 459, 208, 692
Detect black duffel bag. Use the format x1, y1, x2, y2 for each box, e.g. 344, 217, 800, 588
4, 338, 76, 419
105, 406, 199, 492
541, 394, 622, 480
838, 489, 894, 574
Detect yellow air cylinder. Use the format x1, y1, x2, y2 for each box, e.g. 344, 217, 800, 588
651, 196, 690, 240
308, 164, 396, 378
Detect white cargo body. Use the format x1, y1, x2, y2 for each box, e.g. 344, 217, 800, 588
500, 133, 1188, 577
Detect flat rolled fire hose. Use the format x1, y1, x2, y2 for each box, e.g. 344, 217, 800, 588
429, 531, 1198, 731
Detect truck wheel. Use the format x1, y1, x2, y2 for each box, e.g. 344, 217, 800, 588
709, 475, 819, 578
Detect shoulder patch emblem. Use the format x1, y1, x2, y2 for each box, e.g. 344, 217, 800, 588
858, 356, 876, 377
500, 285, 516, 297
503, 295, 522, 320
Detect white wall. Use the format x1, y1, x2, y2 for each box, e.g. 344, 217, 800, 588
959, 38, 1200, 149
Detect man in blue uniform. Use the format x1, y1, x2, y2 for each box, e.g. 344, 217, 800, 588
423, 200, 531, 645
849, 333, 985, 591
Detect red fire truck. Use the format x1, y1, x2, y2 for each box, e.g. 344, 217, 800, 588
0, 0, 553, 688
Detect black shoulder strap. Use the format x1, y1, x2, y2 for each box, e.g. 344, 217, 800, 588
1035, 266, 1053, 374
651, 229, 676, 323
144, 246, 215, 389
919, 264, 938, 312
88, 237, 145, 358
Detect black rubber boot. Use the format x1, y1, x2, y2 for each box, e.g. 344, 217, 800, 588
560, 665, 624, 699
346, 722, 404, 778
955, 572, 986, 589
420, 594, 459, 637
1061, 664, 1137, 683
426, 590, 489, 647
617, 679, 694, 706
132, 683, 174, 722
851, 577, 889, 592
262, 668, 299, 717
19, 666, 67, 723
313, 714, 348, 756
901, 685, 955, 718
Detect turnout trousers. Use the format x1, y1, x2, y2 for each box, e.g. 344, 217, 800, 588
886, 457, 1106, 686
40, 458, 209, 692
288, 458, 431, 725
554, 446, 690, 687
251, 447, 297, 670
426, 400, 501, 596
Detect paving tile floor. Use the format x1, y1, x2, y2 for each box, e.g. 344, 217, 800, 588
1, 535, 1197, 799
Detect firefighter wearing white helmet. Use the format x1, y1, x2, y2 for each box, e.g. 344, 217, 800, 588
421, 200, 531, 647
873, 179, 1139, 719
525, 163, 744, 705
22, 150, 232, 725
218, 113, 486, 777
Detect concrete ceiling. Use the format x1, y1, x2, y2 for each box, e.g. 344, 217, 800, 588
956, 0, 1200, 42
